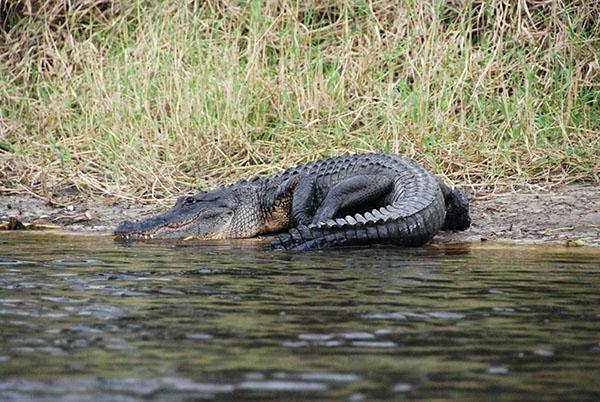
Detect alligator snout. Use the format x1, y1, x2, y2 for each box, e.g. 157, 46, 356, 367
114, 220, 135, 234
114, 216, 167, 240
113, 221, 136, 239
113, 220, 154, 240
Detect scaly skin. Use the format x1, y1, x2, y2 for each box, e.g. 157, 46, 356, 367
114, 153, 471, 250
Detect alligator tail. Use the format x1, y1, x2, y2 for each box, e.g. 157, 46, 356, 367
268, 190, 446, 251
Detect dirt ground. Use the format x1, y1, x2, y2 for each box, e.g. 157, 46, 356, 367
1, 183, 599, 247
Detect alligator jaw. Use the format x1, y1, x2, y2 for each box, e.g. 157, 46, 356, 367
114, 232, 155, 242
113, 219, 197, 241
113, 219, 160, 242
113, 213, 231, 241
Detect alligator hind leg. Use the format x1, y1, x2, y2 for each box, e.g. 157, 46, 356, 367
435, 177, 471, 231
311, 175, 394, 224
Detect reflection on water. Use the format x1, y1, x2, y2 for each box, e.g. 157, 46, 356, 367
1, 233, 599, 401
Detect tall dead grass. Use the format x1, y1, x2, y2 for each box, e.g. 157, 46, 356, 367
1, 0, 598, 203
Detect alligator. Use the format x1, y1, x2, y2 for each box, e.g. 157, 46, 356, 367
114, 153, 471, 250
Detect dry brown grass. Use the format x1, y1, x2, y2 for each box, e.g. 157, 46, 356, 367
1, 0, 599, 204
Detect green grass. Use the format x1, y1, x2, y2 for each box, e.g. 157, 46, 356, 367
1, 0, 598, 203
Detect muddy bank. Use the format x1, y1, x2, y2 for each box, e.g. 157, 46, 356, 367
435, 184, 600, 247
1, 184, 599, 247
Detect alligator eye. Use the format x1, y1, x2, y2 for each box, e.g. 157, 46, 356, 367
184, 196, 195, 205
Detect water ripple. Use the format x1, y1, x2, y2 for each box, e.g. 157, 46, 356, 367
0, 258, 33, 266
238, 380, 327, 392
48, 258, 105, 266
1, 235, 599, 401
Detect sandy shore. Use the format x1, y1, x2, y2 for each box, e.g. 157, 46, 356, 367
1, 183, 599, 247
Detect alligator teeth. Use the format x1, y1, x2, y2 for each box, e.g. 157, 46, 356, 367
118, 233, 155, 241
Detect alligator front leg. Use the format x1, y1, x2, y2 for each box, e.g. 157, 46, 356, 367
311, 175, 394, 224
290, 174, 318, 226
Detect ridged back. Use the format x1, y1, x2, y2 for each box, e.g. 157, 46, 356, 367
266, 153, 446, 250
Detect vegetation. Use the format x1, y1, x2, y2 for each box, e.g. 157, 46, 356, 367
1, 0, 598, 203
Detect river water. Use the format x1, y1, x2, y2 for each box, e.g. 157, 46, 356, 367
1, 233, 599, 401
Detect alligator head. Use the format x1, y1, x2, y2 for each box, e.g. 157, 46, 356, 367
115, 188, 251, 241
114, 179, 297, 241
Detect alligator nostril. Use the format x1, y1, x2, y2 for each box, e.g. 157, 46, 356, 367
114, 220, 135, 234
